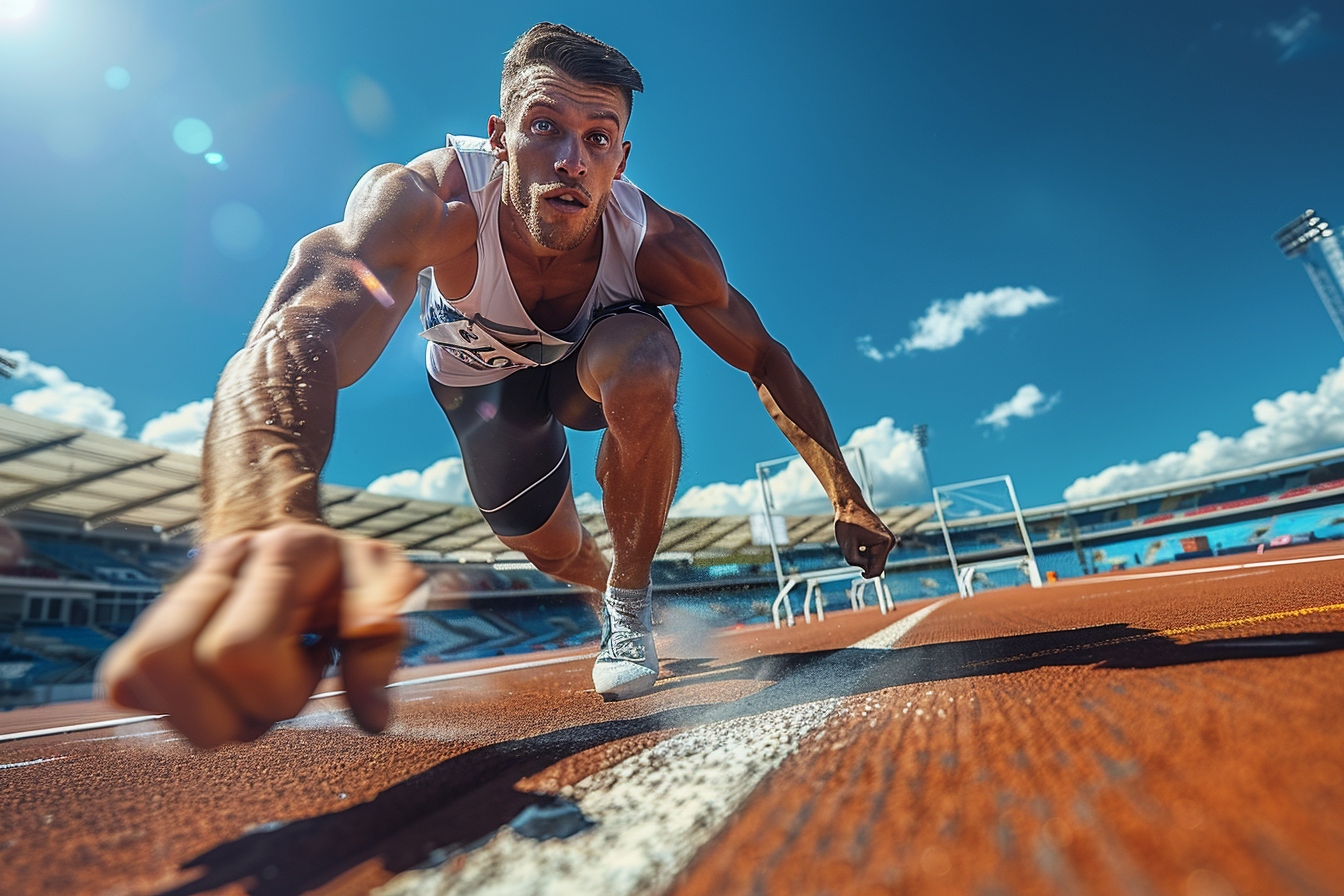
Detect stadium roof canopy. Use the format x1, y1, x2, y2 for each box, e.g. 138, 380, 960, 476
0, 406, 932, 560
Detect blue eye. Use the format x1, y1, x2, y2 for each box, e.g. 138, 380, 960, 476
533, 120, 553, 133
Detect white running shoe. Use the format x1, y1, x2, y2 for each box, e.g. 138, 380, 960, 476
592, 586, 658, 699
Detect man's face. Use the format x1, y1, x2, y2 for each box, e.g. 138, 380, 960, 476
489, 66, 631, 254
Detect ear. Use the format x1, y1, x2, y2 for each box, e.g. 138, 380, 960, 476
616, 140, 632, 179
487, 115, 508, 160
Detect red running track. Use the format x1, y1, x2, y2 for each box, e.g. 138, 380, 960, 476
1, 543, 1342, 895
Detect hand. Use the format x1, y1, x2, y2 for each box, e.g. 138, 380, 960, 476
834, 503, 897, 578
98, 523, 424, 749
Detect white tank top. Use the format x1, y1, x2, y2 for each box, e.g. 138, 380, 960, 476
419, 133, 649, 387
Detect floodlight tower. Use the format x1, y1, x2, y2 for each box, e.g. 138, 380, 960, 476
1275, 209, 1344, 342
913, 423, 931, 488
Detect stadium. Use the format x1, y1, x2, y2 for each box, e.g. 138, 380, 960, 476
7, 398, 1344, 703
4, 3, 1344, 895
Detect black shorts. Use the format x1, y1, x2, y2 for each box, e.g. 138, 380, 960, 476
429, 302, 670, 537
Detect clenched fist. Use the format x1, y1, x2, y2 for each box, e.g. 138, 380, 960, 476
99, 523, 424, 749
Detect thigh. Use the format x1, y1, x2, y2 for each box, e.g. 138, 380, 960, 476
428, 371, 571, 538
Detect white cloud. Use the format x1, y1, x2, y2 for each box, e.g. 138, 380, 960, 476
368, 456, 474, 504
859, 287, 1056, 360
669, 478, 765, 518
1268, 8, 1323, 61
0, 348, 126, 437
855, 335, 886, 362
139, 398, 213, 455
669, 417, 928, 517
573, 491, 603, 515
977, 384, 1059, 429
1064, 357, 1344, 502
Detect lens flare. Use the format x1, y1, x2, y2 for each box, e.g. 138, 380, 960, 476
172, 118, 213, 154
103, 67, 130, 90
210, 202, 263, 259
348, 259, 396, 308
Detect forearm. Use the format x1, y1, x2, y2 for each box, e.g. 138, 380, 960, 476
199, 312, 339, 541
753, 346, 867, 512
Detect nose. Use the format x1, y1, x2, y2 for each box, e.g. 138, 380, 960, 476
554, 134, 586, 179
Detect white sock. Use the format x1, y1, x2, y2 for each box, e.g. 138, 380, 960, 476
605, 582, 651, 631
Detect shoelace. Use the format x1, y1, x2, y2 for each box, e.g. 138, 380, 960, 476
603, 629, 650, 663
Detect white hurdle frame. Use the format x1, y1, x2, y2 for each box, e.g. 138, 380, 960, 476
760, 448, 894, 628
932, 474, 1042, 598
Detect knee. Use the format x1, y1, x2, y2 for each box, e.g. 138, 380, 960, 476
599, 330, 680, 423
506, 528, 585, 570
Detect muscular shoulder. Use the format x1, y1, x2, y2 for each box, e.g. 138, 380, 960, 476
635, 195, 729, 309
334, 149, 476, 267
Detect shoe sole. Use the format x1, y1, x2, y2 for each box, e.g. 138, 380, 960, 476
593, 661, 658, 700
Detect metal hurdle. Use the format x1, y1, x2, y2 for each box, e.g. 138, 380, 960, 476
756, 447, 895, 628
932, 474, 1042, 598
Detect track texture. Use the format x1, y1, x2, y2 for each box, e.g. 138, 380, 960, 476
2, 546, 1343, 895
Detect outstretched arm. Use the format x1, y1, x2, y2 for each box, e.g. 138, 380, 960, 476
101, 160, 476, 747
639, 206, 896, 576
679, 287, 895, 576
203, 162, 470, 539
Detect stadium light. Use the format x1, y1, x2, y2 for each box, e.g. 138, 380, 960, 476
1275, 208, 1344, 342
912, 423, 934, 494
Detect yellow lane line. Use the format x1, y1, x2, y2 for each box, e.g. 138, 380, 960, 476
1157, 602, 1344, 637
958, 602, 1344, 669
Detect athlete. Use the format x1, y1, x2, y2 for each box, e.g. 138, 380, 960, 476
100, 23, 896, 748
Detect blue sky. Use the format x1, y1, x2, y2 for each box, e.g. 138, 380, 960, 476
2, 0, 1343, 514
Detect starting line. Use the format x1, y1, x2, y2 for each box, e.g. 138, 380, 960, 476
0, 651, 598, 745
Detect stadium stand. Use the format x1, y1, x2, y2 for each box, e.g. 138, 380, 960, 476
5, 403, 1344, 704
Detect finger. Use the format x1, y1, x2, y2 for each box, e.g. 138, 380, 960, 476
849, 532, 893, 578
340, 634, 402, 733
194, 527, 343, 722
855, 544, 882, 578
339, 539, 423, 639
98, 535, 261, 748
863, 541, 891, 578
338, 540, 418, 731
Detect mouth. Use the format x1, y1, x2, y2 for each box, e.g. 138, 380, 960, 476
539, 186, 591, 215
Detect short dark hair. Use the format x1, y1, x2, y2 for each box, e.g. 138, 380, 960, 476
501, 23, 643, 120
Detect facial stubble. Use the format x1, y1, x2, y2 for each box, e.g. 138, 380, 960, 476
504, 166, 607, 252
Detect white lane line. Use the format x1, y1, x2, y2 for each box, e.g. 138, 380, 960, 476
377, 598, 952, 896
0, 652, 599, 744
1063, 552, 1344, 585
0, 715, 167, 744
312, 651, 598, 700
0, 755, 68, 770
